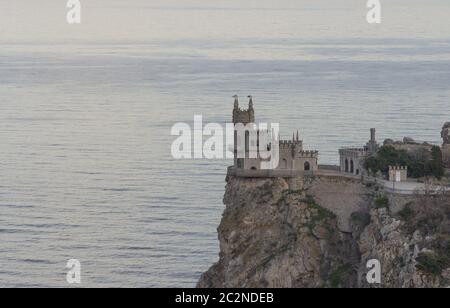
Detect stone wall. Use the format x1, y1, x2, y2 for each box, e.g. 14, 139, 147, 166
307, 175, 373, 232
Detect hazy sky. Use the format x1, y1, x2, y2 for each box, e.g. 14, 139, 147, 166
1, 0, 449, 44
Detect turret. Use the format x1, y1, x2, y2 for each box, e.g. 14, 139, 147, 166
370, 128, 376, 143
248, 96, 254, 120
232, 95, 255, 125
233, 95, 239, 110
366, 128, 379, 153
248, 95, 254, 110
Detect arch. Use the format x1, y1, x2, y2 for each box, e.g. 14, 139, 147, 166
345, 159, 349, 172
350, 160, 355, 173
356, 169, 360, 175
281, 159, 288, 169
304, 161, 311, 171
250, 166, 257, 170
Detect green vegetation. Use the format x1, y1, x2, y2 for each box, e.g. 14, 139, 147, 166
416, 236, 450, 277
300, 195, 336, 237
302, 195, 336, 221
374, 195, 389, 209
363, 145, 444, 179
329, 263, 353, 288
416, 252, 450, 277
284, 188, 305, 196
397, 204, 414, 221
429, 146, 444, 180
350, 211, 371, 230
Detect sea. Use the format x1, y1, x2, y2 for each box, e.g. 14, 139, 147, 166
0, 0, 449, 287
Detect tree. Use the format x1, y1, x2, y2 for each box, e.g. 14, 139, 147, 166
363, 145, 443, 179
363, 156, 379, 176
429, 146, 444, 180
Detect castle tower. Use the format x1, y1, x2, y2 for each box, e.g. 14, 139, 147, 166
248, 95, 254, 122
366, 128, 379, 154
233, 95, 239, 110
232, 95, 255, 125
233, 96, 258, 170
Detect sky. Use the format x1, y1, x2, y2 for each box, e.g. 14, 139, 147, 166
1, 0, 449, 45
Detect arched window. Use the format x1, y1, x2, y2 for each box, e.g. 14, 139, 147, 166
251, 166, 257, 170
304, 161, 311, 171
282, 159, 288, 169
350, 160, 354, 173
345, 159, 349, 172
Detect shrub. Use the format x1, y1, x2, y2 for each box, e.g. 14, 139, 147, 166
398, 205, 414, 221
303, 195, 336, 221
351, 212, 371, 229
329, 264, 353, 288
375, 195, 389, 209
416, 252, 450, 276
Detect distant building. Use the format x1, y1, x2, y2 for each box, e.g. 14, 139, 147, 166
339, 128, 379, 176
230, 96, 318, 177
388, 166, 408, 182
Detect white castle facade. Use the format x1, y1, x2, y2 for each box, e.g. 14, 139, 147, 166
228, 96, 318, 178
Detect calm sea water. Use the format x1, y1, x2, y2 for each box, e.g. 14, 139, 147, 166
0, 0, 450, 287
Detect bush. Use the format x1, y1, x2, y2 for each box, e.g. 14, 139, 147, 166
375, 195, 389, 209
416, 252, 450, 276
303, 195, 336, 221
351, 212, 371, 227
329, 264, 353, 288
398, 205, 414, 221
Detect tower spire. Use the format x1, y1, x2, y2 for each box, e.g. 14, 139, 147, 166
248, 95, 253, 110
233, 95, 239, 109
296, 130, 299, 141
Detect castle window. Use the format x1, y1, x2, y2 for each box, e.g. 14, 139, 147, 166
304, 162, 311, 171
245, 131, 249, 153
345, 159, 349, 172
251, 166, 257, 170
350, 160, 354, 173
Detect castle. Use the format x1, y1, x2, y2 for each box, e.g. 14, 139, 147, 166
338, 128, 379, 176
228, 96, 318, 178
227, 96, 449, 182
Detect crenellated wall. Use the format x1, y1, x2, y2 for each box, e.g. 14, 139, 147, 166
232, 96, 319, 175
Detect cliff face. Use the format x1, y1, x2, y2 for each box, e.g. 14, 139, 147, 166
198, 176, 450, 288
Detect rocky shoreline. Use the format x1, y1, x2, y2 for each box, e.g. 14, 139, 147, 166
198, 176, 450, 288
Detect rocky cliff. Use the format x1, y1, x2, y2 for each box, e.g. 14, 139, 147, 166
198, 176, 450, 288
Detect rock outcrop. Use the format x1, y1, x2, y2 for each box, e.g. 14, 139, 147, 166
441, 122, 450, 145
442, 122, 450, 168
198, 176, 450, 288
